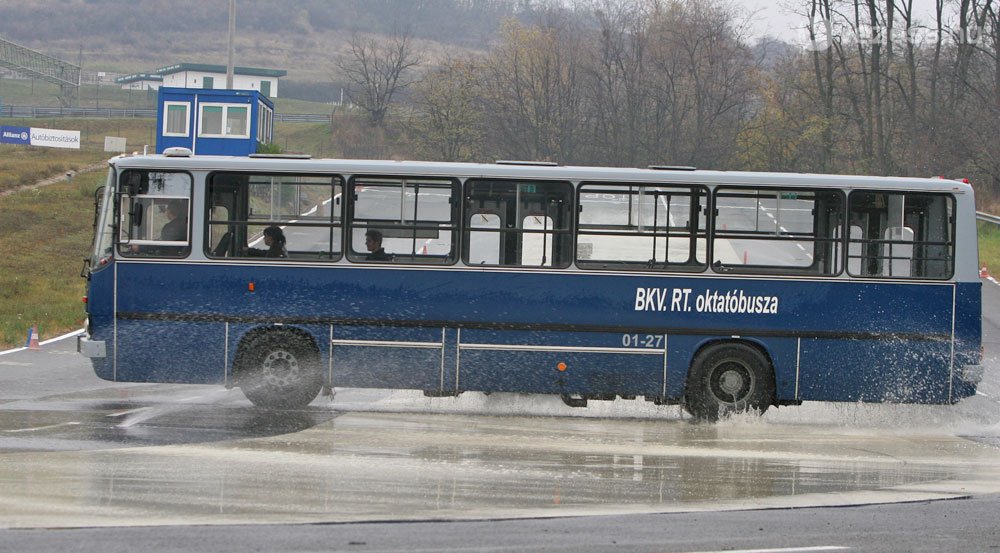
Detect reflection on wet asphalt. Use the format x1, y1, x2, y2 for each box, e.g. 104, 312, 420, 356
0, 396, 337, 451
1, 384, 999, 528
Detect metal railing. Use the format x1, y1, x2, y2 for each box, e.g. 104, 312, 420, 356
977, 211, 1000, 226
0, 105, 332, 123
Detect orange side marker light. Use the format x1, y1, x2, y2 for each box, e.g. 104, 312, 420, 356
557, 362, 567, 372
248, 282, 255, 292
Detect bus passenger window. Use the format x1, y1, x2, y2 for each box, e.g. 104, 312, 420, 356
463, 179, 573, 268
468, 213, 501, 265
847, 191, 953, 279
348, 177, 459, 264
118, 170, 192, 258
712, 188, 843, 276
205, 173, 343, 261
576, 183, 707, 271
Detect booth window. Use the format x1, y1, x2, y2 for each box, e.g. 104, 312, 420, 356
199, 104, 251, 139
162, 102, 190, 137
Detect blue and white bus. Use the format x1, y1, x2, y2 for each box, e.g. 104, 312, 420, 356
78, 149, 983, 419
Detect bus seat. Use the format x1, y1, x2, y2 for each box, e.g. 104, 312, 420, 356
212, 231, 232, 257
883, 226, 913, 277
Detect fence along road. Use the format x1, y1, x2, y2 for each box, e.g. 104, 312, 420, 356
0, 105, 332, 122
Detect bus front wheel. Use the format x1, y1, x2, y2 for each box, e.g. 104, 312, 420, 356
684, 343, 775, 421
236, 330, 323, 409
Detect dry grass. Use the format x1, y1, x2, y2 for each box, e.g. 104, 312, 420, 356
0, 119, 156, 347
979, 222, 1000, 274
0, 170, 103, 347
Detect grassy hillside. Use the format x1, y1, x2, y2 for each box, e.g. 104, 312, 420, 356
0, 1, 502, 83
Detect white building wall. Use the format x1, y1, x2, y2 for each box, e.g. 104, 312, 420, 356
160, 71, 279, 97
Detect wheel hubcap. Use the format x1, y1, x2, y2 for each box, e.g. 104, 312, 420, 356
711, 360, 753, 403
718, 369, 745, 396
261, 350, 300, 387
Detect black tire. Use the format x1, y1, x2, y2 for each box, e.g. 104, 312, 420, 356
236, 330, 323, 409
684, 343, 775, 421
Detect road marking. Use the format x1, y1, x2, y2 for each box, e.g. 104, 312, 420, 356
107, 407, 152, 418
0, 328, 84, 356
40, 329, 84, 345
4, 422, 81, 433
681, 547, 849, 553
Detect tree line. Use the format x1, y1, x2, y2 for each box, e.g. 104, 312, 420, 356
337, 0, 999, 202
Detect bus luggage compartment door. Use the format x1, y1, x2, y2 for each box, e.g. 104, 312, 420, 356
456, 329, 665, 397
330, 325, 449, 392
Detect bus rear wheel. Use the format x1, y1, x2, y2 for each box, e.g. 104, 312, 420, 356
684, 343, 775, 421
236, 330, 323, 409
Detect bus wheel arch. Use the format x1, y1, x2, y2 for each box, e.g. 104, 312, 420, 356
234, 326, 323, 409
683, 339, 776, 422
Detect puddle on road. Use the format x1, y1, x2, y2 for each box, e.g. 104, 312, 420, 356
1, 407, 999, 528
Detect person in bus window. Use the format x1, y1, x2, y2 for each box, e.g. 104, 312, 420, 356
159, 199, 188, 241
247, 225, 288, 258
365, 229, 391, 261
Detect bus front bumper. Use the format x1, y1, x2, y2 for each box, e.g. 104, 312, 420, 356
77, 335, 106, 358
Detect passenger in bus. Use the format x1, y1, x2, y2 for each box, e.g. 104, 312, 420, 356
158, 199, 188, 241
365, 229, 391, 261
247, 225, 288, 258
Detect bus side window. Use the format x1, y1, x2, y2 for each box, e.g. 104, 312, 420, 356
468, 212, 501, 265
463, 179, 573, 268
207, 173, 343, 261
348, 177, 458, 264
118, 170, 192, 258
847, 191, 953, 279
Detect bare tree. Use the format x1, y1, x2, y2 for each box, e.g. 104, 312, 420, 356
337, 30, 424, 126
410, 55, 484, 161
585, 0, 650, 166
646, 0, 757, 168
477, 16, 586, 162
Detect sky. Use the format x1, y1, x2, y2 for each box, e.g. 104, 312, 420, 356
737, 0, 948, 41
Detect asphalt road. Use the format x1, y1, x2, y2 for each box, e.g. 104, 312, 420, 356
0, 280, 998, 552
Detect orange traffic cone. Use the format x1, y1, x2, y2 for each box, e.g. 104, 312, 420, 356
28, 326, 41, 351
981, 265, 990, 278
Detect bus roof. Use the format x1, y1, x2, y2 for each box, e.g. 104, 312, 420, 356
109, 154, 973, 194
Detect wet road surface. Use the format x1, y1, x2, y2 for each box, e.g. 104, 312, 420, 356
1, 317, 999, 530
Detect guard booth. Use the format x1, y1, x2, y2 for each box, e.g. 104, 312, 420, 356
155, 87, 274, 155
